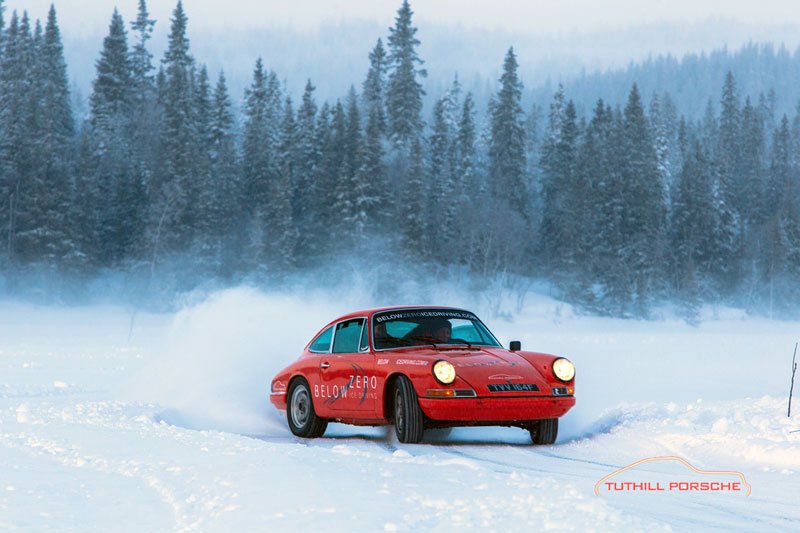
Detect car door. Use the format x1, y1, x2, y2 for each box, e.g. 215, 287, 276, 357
318, 317, 377, 416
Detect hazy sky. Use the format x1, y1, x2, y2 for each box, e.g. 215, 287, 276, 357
7, 0, 800, 36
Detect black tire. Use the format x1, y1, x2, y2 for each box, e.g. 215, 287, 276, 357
287, 378, 328, 438
530, 418, 558, 445
394, 376, 424, 443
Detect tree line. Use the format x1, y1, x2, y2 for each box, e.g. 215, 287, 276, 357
1, 0, 799, 319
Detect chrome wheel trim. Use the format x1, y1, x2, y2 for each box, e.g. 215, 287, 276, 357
291, 386, 311, 428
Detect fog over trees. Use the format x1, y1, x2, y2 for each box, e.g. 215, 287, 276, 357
2, 0, 800, 320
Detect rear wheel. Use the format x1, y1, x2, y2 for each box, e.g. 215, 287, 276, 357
529, 418, 558, 445
287, 378, 327, 438
394, 376, 424, 443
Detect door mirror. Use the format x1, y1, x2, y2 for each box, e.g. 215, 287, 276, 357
509, 340, 521, 351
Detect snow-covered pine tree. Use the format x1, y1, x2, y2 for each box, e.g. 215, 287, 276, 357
208, 71, 240, 277
488, 47, 528, 220
455, 92, 476, 196
90, 10, 132, 132
761, 116, 800, 313
86, 8, 138, 268
617, 83, 666, 316
539, 86, 578, 276
189, 65, 218, 272
242, 58, 278, 272
401, 137, 427, 256
16, 6, 75, 279
0, 12, 30, 285
331, 89, 362, 238
130, 0, 155, 92
386, 0, 425, 148
735, 97, 766, 300
127, 0, 159, 232
267, 96, 298, 276
715, 71, 744, 290
428, 97, 451, 256
572, 99, 614, 307
356, 86, 387, 233
150, 0, 195, 260
363, 38, 387, 137
291, 80, 320, 263
670, 142, 718, 305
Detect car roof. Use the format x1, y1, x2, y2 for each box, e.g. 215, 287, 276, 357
331, 305, 473, 323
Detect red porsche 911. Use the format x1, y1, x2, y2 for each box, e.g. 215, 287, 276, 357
270, 307, 575, 444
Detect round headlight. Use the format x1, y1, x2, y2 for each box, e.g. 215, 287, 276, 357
552, 358, 575, 382
433, 360, 456, 384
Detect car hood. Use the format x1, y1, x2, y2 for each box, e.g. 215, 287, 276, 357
408, 346, 556, 396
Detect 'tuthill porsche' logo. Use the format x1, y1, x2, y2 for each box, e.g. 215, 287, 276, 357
487, 374, 524, 380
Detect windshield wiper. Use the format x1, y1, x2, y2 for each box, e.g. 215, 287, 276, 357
447, 338, 473, 349
409, 335, 439, 348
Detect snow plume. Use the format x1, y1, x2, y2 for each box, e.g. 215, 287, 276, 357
122, 273, 540, 435
127, 287, 350, 435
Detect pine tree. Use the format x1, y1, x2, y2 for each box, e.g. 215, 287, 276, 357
539, 86, 579, 275
90, 9, 132, 129
0, 11, 30, 284
208, 71, 240, 276
190, 65, 218, 271
455, 92, 476, 193
291, 79, 320, 262
714, 72, 743, 291
150, 0, 196, 259
127, 0, 158, 229
762, 116, 800, 313
130, 0, 156, 92
363, 38, 387, 136
428, 98, 451, 240
670, 143, 718, 302
386, 0, 425, 147
356, 95, 386, 235
571, 99, 614, 306
242, 58, 278, 271
617, 84, 666, 315
402, 137, 426, 254
267, 96, 298, 275
15, 6, 75, 275
331, 89, 362, 236
85, 8, 138, 267
488, 47, 528, 219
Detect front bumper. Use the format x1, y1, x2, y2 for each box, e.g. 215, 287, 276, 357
418, 395, 575, 422
270, 392, 287, 411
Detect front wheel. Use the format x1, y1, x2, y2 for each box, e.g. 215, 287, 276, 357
394, 376, 424, 443
287, 378, 328, 438
529, 418, 558, 445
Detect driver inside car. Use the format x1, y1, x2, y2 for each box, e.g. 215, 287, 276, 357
429, 318, 452, 343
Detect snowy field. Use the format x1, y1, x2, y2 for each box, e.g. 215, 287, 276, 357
1, 288, 799, 531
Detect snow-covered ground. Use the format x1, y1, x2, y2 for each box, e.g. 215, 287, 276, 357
2, 288, 799, 531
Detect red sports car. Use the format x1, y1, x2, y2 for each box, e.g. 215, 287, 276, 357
270, 307, 575, 444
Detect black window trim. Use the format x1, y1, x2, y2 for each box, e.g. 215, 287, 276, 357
330, 316, 369, 355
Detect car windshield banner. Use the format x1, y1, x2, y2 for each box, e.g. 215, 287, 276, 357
374, 310, 477, 323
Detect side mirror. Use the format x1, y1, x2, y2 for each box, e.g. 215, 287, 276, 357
509, 340, 521, 351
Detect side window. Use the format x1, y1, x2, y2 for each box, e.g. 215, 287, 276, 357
333, 318, 365, 354
309, 325, 334, 353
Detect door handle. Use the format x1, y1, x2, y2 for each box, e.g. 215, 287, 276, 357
320, 362, 331, 369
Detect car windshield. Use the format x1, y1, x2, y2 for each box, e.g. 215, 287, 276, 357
372, 309, 501, 350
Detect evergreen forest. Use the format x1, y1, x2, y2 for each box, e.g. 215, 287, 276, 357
2, 0, 800, 321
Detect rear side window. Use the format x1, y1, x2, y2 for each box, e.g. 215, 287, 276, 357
309, 325, 334, 353
333, 319, 365, 353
